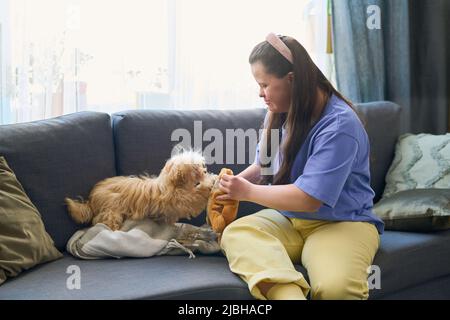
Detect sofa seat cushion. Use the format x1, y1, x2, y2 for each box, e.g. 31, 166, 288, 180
1, 230, 449, 300
0, 254, 254, 300
369, 229, 450, 299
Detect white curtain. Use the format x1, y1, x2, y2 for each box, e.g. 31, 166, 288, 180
171, 0, 335, 109
0, 0, 332, 124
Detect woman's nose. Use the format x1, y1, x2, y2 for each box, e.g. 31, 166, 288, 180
259, 88, 265, 98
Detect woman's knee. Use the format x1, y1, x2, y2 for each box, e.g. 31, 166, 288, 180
310, 276, 369, 300
220, 220, 245, 249
221, 209, 287, 238
220, 211, 280, 252
220, 214, 262, 250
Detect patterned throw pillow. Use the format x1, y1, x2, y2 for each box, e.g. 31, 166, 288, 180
382, 133, 450, 199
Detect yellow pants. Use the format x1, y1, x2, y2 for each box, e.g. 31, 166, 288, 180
220, 209, 380, 300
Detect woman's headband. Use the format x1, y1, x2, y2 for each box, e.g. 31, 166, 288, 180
265, 33, 293, 64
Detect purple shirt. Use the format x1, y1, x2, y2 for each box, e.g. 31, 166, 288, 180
255, 94, 385, 234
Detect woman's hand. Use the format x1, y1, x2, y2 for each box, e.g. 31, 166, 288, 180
216, 175, 322, 212
235, 163, 261, 184
216, 174, 254, 201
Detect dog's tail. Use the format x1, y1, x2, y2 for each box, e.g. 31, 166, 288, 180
65, 198, 93, 224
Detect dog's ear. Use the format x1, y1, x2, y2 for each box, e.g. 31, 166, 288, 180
167, 164, 191, 187
174, 169, 187, 186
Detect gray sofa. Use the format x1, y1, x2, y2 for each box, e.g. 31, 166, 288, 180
1, 101, 450, 300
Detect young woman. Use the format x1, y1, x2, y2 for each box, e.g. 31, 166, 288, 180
217, 33, 385, 300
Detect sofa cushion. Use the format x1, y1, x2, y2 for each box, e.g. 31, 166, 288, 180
354, 101, 402, 202
369, 229, 450, 299
112, 108, 266, 177
1, 229, 449, 299
112, 109, 268, 226
0, 156, 62, 285
0, 112, 116, 251
373, 275, 450, 300
0, 255, 255, 300
113, 102, 401, 207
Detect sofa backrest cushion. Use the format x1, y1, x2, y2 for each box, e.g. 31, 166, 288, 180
112, 108, 268, 225
354, 101, 402, 202
0, 112, 116, 250
114, 102, 401, 214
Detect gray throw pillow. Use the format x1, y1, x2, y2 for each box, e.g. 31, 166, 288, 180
373, 188, 450, 232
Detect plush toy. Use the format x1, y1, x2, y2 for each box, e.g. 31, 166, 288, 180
206, 168, 239, 234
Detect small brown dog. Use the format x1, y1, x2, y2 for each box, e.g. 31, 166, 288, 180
65, 151, 217, 231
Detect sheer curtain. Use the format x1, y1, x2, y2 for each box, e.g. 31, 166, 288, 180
171, 0, 335, 109
0, 0, 332, 124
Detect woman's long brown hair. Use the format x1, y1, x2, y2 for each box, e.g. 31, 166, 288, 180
249, 35, 357, 185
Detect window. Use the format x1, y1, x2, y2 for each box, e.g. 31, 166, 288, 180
0, 0, 333, 124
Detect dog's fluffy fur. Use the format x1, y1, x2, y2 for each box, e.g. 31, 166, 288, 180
65, 151, 216, 231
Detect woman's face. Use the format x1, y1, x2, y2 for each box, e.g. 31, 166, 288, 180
251, 61, 293, 113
